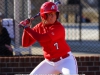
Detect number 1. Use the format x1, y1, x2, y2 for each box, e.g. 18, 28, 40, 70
54, 42, 59, 50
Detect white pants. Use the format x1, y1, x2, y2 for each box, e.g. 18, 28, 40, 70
30, 52, 78, 75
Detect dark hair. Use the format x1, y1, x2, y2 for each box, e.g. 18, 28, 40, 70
0, 20, 3, 34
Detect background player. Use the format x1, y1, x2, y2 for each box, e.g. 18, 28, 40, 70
20, 1, 78, 75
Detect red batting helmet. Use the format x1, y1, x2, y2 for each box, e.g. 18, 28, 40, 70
40, 2, 59, 19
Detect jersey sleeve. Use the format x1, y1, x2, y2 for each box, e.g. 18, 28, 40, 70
22, 29, 36, 47
24, 27, 51, 42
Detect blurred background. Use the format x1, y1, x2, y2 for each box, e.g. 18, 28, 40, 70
0, 0, 100, 56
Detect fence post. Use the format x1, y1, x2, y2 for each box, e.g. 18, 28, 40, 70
79, 0, 82, 41
27, 0, 32, 55
14, 0, 21, 48
5, 0, 8, 17
98, 0, 100, 41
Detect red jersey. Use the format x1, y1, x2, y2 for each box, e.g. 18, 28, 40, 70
22, 21, 70, 60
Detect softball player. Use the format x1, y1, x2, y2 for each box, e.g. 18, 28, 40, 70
20, 2, 78, 75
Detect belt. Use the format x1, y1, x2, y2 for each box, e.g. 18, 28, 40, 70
49, 54, 69, 62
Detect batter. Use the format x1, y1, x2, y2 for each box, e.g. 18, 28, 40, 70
20, 2, 78, 75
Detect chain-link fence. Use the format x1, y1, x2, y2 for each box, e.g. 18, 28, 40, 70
0, 0, 100, 56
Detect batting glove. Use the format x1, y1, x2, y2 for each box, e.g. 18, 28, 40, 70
19, 19, 30, 28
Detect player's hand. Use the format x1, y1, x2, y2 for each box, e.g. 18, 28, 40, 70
5, 44, 13, 52
19, 19, 31, 28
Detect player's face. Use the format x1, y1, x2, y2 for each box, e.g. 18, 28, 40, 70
46, 12, 57, 24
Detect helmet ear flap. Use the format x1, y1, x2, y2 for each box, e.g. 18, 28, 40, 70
41, 14, 47, 20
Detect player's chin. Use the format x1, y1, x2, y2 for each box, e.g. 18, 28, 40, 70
49, 21, 56, 24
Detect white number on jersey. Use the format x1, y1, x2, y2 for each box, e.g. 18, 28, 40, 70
54, 42, 59, 50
